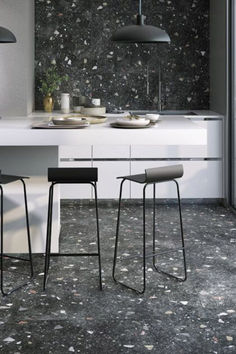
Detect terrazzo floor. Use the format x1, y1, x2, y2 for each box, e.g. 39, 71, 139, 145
0, 201, 235, 354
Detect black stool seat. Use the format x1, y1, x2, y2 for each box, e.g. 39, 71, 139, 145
0, 174, 29, 185
48, 168, 98, 183
118, 165, 184, 184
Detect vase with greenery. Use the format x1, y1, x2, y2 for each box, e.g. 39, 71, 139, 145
39, 67, 68, 113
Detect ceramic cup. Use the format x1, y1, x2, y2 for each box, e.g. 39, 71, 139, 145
145, 114, 160, 123
91, 98, 101, 106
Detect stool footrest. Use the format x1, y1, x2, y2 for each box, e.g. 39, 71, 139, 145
153, 266, 187, 282
2, 254, 32, 262
3, 280, 32, 297
49, 253, 99, 257
118, 248, 185, 262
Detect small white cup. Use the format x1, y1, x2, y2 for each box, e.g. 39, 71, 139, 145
145, 114, 160, 123
91, 98, 101, 106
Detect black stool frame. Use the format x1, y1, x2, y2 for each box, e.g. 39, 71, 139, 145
113, 179, 187, 294
0, 179, 34, 296
43, 181, 102, 291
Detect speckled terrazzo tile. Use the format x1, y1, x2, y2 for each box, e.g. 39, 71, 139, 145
0, 201, 235, 353
35, 0, 210, 111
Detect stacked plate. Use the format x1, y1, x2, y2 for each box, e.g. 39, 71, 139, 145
52, 117, 89, 127
32, 117, 90, 129
110, 117, 151, 129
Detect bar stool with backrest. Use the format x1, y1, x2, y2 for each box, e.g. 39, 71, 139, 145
43, 167, 102, 291
0, 171, 34, 296
112, 164, 187, 294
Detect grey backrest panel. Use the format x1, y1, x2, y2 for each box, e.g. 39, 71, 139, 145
145, 165, 184, 183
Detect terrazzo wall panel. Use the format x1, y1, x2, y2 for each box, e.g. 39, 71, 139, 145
35, 0, 209, 111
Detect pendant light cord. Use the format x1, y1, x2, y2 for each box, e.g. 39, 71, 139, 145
139, 0, 142, 15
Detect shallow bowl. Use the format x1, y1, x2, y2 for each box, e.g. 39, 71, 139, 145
52, 117, 86, 126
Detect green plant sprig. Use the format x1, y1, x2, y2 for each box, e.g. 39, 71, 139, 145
39, 67, 68, 96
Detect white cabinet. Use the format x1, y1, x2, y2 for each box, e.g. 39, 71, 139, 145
59, 161, 92, 199
130, 120, 223, 159
59, 145, 130, 199
58, 118, 223, 200
130, 161, 223, 199
189, 119, 223, 158
59, 145, 92, 159
131, 144, 208, 158
130, 120, 223, 199
93, 145, 130, 199
59, 146, 92, 199
93, 161, 130, 198
93, 145, 130, 159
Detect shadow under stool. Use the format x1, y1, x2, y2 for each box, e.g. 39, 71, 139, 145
0, 171, 34, 296
43, 167, 102, 291
112, 164, 187, 294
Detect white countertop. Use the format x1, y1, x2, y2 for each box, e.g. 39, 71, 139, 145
0, 110, 222, 146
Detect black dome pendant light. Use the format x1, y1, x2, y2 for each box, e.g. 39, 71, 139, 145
111, 0, 170, 44
0, 26, 16, 43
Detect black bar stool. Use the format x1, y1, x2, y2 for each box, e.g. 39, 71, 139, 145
113, 164, 187, 294
0, 171, 34, 296
43, 167, 102, 291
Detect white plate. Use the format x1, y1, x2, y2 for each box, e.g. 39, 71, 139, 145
31, 121, 90, 129
110, 122, 151, 129
114, 118, 150, 127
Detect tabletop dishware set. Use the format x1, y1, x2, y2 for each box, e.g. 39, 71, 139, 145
31, 112, 160, 129
110, 113, 160, 129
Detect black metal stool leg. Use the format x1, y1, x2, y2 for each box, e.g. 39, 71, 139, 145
153, 180, 187, 282
21, 179, 34, 278
141, 184, 147, 294
43, 183, 54, 291
46, 184, 54, 273
152, 184, 157, 271
92, 182, 102, 290
1, 182, 34, 296
112, 178, 125, 283
174, 179, 187, 281
0, 186, 5, 296
113, 179, 147, 294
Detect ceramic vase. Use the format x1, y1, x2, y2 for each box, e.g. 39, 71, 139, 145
43, 94, 54, 113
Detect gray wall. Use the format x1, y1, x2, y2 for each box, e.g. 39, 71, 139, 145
210, 0, 227, 115
35, 0, 209, 112
0, 0, 34, 116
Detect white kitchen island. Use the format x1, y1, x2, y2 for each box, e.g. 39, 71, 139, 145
0, 111, 222, 253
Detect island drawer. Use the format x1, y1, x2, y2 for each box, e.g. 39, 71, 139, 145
59, 145, 92, 159
131, 141, 222, 159
92, 145, 130, 159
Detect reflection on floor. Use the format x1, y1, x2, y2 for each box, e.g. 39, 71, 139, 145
0, 201, 235, 354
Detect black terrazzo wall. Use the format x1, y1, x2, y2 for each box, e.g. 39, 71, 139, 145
35, 0, 209, 111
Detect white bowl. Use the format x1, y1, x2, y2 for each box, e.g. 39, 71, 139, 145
145, 114, 160, 122
115, 118, 150, 127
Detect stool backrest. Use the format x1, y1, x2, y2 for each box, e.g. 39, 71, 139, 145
145, 164, 184, 183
